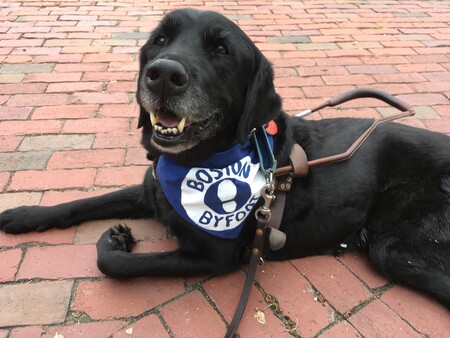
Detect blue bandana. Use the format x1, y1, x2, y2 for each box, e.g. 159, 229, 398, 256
156, 138, 272, 239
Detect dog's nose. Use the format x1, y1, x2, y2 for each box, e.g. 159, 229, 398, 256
145, 59, 189, 97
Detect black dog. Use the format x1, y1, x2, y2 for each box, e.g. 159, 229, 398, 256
1, 8, 449, 309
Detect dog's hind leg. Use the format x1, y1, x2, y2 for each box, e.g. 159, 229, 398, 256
0, 185, 152, 234
367, 236, 450, 309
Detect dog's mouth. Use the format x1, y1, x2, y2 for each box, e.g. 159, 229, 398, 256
149, 107, 192, 139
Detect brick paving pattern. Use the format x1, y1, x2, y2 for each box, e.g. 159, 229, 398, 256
1, 0, 449, 337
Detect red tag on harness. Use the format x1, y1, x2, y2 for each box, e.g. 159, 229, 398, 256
265, 120, 278, 135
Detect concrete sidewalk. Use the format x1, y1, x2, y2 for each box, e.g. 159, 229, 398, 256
0, 0, 449, 337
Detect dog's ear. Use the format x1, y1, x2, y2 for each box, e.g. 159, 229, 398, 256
137, 106, 149, 129
237, 52, 281, 144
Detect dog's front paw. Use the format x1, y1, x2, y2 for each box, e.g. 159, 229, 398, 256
0, 206, 54, 234
96, 224, 135, 254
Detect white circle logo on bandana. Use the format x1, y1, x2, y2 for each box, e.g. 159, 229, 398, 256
180, 155, 265, 233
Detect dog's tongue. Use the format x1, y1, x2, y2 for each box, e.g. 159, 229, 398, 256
157, 110, 181, 128
157, 114, 179, 128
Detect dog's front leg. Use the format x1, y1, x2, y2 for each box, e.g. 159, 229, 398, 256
0, 185, 152, 234
96, 225, 234, 278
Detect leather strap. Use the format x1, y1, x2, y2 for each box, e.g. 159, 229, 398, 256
225, 215, 267, 338
275, 111, 413, 176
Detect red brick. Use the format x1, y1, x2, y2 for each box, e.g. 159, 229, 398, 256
63, 118, 129, 133
381, 285, 450, 337
0, 95, 9, 105
423, 118, 450, 134
17, 244, 101, 279
34, 54, 83, 63
360, 55, 409, 65
71, 92, 130, 104
322, 74, 376, 85
319, 320, 362, 338
395, 63, 446, 73
3, 55, 33, 64
0, 172, 9, 190
325, 49, 372, 57
406, 54, 449, 63
0, 74, 24, 84
73, 278, 185, 320
435, 105, 450, 117
6, 93, 70, 107
282, 50, 328, 59
0, 39, 44, 47
126, 147, 150, 165
82, 71, 136, 82
0, 135, 23, 152
257, 261, 335, 336
320, 107, 381, 119
53, 62, 109, 72
337, 252, 388, 289
113, 315, 169, 338
0, 248, 22, 282
370, 47, 417, 56
161, 290, 227, 338
95, 166, 147, 187
0, 83, 47, 94
396, 93, 449, 106
423, 71, 450, 82
303, 85, 355, 98
24, 72, 82, 83
93, 132, 141, 148
373, 73, 427, 83
10, 321, 126, 338
83, 53, 134, 62
314, 57, 363, 67
47, 149, 125, 169
349, 300, 422, 338
0, 120, 62, 136
12, 47, 62, 55
292, 256, 372, 313
98, 103, 138, 117
274, 76, 324, 88
0, 227, 75, 247
0, 280, 73, 326
61, 46, 111, 54
410, 81, 450, 94
346, 65, 397, 74
32, 104, 98, 119
9, 169, 96, 191
0, 107, 32, 120
414, 47, 450, 55
106, 81, 136, 92
298, 65, 349, 76
381, 40, 424, 48
47, 81, 103, 93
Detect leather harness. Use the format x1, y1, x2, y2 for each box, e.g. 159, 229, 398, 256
225, 89, 413, 338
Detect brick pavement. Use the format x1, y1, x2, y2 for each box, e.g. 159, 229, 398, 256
0, 0, 449, 337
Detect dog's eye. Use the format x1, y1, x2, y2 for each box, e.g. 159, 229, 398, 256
212, 44, 229, 55
154, 35, 167, 46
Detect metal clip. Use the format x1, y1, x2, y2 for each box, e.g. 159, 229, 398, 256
255, 174, 276, 221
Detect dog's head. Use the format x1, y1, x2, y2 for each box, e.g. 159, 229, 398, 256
137, 8, 281, 163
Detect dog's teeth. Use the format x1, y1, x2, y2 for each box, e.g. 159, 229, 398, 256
177, 117, 186, 134
150, 111, 157, 126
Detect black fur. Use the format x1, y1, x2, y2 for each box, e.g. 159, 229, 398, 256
1, 9, 449, 308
